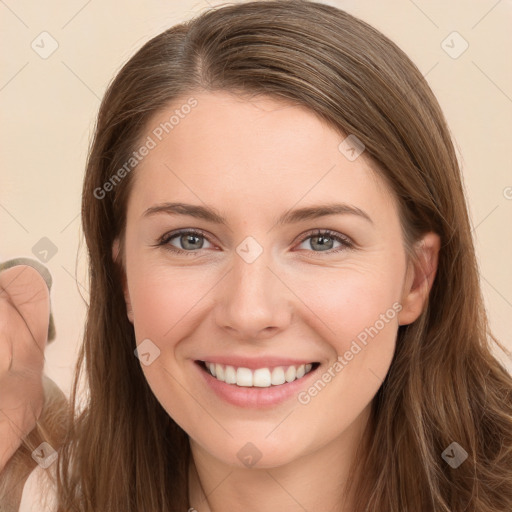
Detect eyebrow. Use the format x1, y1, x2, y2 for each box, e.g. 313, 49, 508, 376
142, 202, 374, 226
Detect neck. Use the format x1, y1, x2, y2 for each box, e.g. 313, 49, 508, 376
187, 405, 371, 512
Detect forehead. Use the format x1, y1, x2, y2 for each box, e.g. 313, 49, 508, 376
127, 91, 399, 225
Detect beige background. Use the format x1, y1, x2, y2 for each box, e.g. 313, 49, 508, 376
1, 0, 511, 397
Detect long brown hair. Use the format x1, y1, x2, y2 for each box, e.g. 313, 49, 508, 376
49, 1, 512, 510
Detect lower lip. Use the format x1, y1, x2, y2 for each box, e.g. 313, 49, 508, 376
194, 361, 320, 408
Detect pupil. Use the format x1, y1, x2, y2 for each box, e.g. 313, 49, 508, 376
313, 235, 332, 251
183, 234, 202, 249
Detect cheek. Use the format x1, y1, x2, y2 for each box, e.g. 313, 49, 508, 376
288, 262, 403, 411
127, 266, 211, 430
326, 274, 403, 404
288, 272, 401, 455
290, 263, 403, 349
128, 264, 212, 340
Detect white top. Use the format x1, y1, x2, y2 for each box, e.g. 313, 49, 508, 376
18, 465, 58, 512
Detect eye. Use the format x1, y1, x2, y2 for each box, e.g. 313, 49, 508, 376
155, 228, 352, 256
156, 229, 214, 255
295, 229, 353, 254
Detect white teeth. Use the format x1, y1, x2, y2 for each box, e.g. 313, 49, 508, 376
224, 365, 237, 384
236, 367, 253, 387
204, 362, 315, 387
285, 366, 296, 383
253, 368, 271, 387
271, 366, 285, 385
215, 363, 224, 381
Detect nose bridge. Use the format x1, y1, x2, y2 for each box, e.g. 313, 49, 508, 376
214, 236, 291, 338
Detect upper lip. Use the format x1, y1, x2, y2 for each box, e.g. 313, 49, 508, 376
196, 356, 318, 370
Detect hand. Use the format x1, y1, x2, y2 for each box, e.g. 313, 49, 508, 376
0, 265, 50, 473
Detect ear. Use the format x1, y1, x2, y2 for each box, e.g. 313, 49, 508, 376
397, 232, 440, 326
112, 238, 134, 324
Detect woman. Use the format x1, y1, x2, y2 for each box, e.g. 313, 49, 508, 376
1, 0, 511, 510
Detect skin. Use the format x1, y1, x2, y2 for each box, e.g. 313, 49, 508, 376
0, 266, 49, 473
114, 90, 440, 512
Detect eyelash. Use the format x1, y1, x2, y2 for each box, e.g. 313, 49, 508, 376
154, 228, 353, 257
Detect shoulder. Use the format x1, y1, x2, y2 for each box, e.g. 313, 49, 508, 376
18, 464, 58, 512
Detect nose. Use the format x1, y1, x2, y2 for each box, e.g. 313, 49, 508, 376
214, 246, 293, 341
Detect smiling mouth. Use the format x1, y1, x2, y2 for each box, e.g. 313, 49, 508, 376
196, 360, 320, 388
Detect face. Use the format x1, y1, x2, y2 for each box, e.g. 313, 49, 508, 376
115, 90, 436, 470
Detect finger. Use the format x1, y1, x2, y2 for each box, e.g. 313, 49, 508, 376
0, 265, 51, 354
